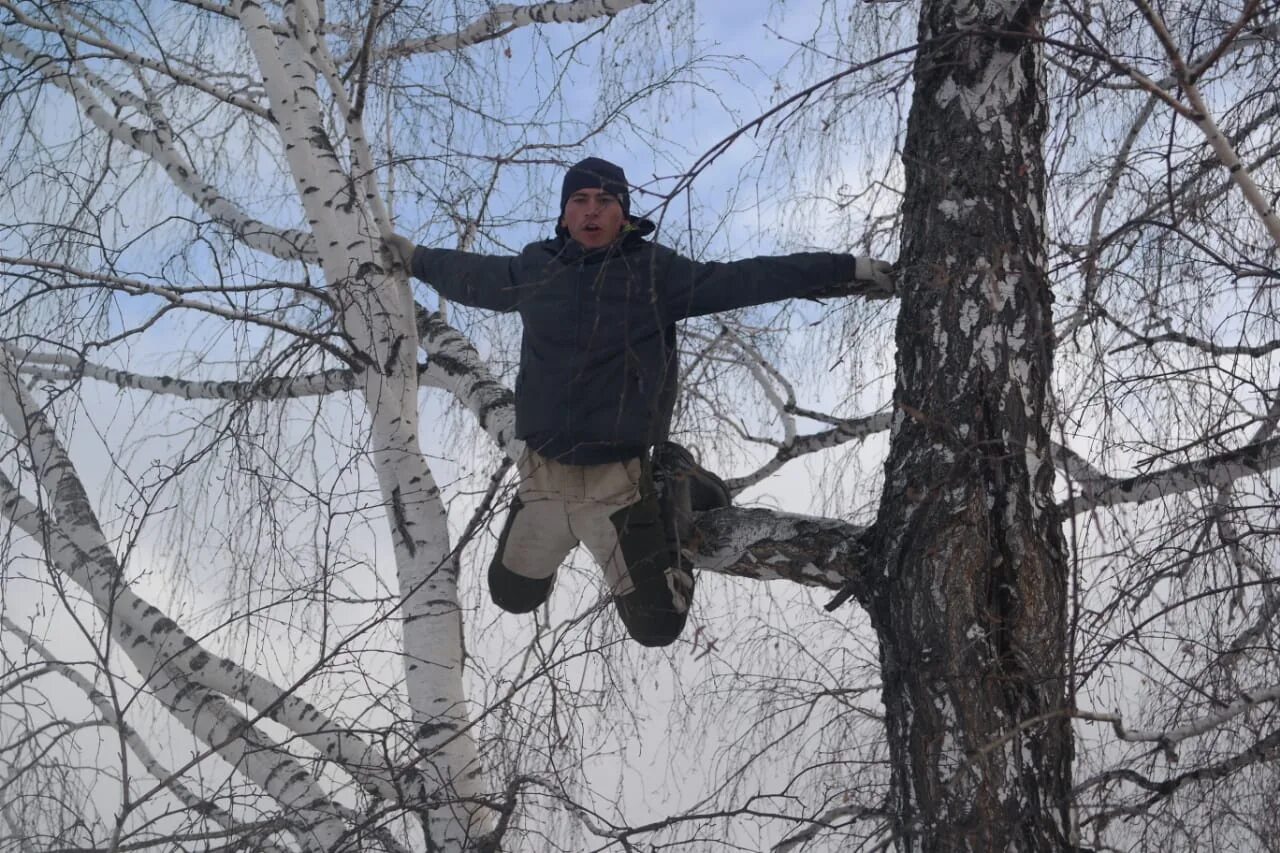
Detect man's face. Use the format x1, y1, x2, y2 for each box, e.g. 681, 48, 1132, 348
561, 188, 626, 249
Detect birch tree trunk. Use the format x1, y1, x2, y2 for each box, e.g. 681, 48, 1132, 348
236, 1, 486, 844
869, 1, 1073, 847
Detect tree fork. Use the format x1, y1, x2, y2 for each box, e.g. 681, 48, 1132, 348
866, 1, 1073, 848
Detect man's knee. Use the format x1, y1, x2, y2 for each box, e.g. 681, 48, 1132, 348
489, 495, 560, 613
609, 488, 696, 647
488, 560, 553, 613
613, 562, 694, 646
614, 593, 688, 647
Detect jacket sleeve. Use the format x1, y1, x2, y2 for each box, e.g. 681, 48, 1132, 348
409, 246, 522, 312
662, 250, 858, 319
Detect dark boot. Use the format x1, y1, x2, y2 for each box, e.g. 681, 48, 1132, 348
651, 441, 732, 563
609, 461, 692, 647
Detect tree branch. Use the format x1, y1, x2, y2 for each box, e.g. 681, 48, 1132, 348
0, 615, 290, 853
5, 344, 362, 400
1080, 682, 1280, 748
0, 34, 315, 261
0, 478, 349, 850
726, 411, 894, 494
1074, 724, 1280, 824
0, 255, 345, 359
380, 0, 654, 59
0, 0, 271, 118
0, 354, 404, 805
1059, 436, 1280, 515
689, 506, 870, 596
414, 306, 519, 452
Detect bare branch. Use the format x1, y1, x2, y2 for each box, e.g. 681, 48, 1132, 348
772, 803, 891, 853
0, 477, 350, 849
0, 616, 290, 853
381, 0, 655, 58
0, 255, 341, 355
690, 506, 869, 596
1127, 0, 1280, 245
1079, 689, 1280, 747
1075, 726, 1280, 825
414, 306, 518, 452
1059, 436, 1280, 515
0, 0, 271, 118
0, 34, 315, 261
0, 354, 405, 805
726, 411, 893, 494
5, 344, 362, 400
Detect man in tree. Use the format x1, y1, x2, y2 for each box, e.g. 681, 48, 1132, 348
387, 157, 895, 647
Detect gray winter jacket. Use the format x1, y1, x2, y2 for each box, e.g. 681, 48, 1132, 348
410, 224, 858, 463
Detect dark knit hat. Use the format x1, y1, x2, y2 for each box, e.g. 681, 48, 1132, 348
560, 157, 631, 219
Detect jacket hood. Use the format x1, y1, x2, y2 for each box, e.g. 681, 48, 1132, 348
627, 216, 657, 237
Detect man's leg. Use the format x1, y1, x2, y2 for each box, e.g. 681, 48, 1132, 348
609, 487, 694, 647
572, 457, 693, 647
488, 452, 577, 614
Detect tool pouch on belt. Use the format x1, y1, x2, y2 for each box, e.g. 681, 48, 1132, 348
650, 441, 732, 566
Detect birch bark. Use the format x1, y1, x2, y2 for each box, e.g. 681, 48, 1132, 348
0, 355, 352, 851
867, 1, 1074, 848
236, 0, 488, 844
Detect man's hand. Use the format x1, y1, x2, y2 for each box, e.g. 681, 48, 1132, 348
852, 257, 895, 299
384, 232, 416, 270
807, 257, 896, 301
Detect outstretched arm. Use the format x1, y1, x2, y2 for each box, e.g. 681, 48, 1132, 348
386, 233, 522, 312
665, 250, 895, 319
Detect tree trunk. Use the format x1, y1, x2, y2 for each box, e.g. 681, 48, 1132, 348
870, 0, 1073, 848
238, 3, 488, 845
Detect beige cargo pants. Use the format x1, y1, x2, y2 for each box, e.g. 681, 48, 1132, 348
487, 449, 693, 646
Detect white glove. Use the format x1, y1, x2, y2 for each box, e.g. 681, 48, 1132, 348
853, 257, 895, 299
384, 232, 416, 270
